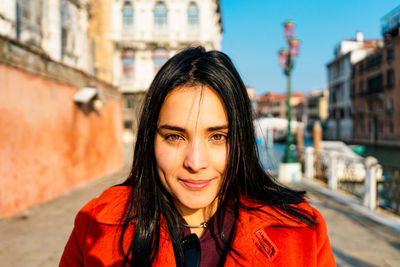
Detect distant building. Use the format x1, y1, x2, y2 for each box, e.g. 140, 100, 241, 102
246, 87, 257, 114
88, 0, 115, 84
352, 6, 400, 146
304, 88, 329, 136
95, 0, 223, 135
326, 31, 382, 141
256, 92, 305, 120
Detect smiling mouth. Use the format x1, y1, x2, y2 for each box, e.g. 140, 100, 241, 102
178, 179, 212, 190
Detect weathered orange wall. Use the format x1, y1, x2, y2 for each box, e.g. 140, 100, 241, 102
0, 63, 124, 218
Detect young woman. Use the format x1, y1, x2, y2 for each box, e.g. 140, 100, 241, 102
60, 47, 335, 266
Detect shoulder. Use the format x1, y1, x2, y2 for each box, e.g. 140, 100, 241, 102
231, 198, 335, 266
77, 185, 132, 225
238, 198, 320, 228
60, 186, 133, 266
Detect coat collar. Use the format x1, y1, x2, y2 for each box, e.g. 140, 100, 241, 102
88, 186, 313, 265
91, 185, 311, 230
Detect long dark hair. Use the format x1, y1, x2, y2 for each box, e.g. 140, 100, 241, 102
120, 47, 316, 266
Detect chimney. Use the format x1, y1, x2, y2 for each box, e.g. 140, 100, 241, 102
356, 31, 364, 42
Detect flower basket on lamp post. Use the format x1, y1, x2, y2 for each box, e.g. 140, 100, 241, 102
278, 19, 302, 182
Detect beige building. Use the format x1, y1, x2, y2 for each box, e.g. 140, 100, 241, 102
307, 88, 329, 124
326, 32, 382, 141
100, 0, 223, 136
256, 92, 305, 120
88, 0, 115, 84
304, 88, 329, 135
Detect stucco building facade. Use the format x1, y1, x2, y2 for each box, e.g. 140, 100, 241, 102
352, 7, 400, 146
326, 32, 382, 141
99, 0, 223, 137
0, 1, 123, 217
256, 92, 305, 120
304, 88, 329, 136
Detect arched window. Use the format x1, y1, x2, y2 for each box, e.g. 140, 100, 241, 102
154, 1, 167, 31
122, 2, 134, 29
122, 49, 135, 79
153, 48, 168, 74
188, 2, 199, 30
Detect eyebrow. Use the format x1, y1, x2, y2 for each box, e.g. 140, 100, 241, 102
157, 124, 229, 133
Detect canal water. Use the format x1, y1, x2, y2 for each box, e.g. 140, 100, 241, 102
258, 139, 313, 173
360, 145, 400, 168
259, 140, 400, 172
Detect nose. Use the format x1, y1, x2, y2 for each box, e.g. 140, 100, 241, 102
183, 139, 209, 172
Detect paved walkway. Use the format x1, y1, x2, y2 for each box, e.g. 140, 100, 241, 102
0, 146, 399, 266
294, 181, 400, 267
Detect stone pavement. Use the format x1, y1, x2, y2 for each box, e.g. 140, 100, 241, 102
294, 181, 400, 267
0, 146, 399, 266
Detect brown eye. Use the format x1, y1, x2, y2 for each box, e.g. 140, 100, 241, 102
165, 134, 184, 142
211, 134, 227, 143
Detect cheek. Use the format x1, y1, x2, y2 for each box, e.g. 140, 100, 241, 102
155, 144, 180, 176
211, 147, 228, 174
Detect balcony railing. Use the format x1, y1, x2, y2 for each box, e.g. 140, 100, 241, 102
365, 86, 384, 95
119, 79, 135, 93
118, 30, 201, 43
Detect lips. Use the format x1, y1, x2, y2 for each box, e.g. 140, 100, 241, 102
178, 179, 212, 190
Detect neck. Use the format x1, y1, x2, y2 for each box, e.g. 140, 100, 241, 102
184, 222, 208, 228
175, 199, 218, 236
181, 208, 212, 228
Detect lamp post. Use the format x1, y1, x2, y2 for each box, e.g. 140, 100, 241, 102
278, 19, 300, 164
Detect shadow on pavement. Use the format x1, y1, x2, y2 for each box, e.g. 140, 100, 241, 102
332, 246, 378, 267
305, 188, 400, 252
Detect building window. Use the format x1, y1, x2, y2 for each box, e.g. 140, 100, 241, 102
367, 74, 383, 94
331, 90, 336, 104
347, 107, 353, 118
124, 120, 133, 129
154, 1, 167, 31
386, 46, 394, 62
122, 2, 134, 30
153, 48, 168, 75
122, 49, 135, 80
359, 80, 364, 95
386, 96, 394, 113
359, 62, 364, 75
378, 120, 383, 134
389, 121, 394, 135
386, 69, 394, 89
366, 53, 382, 71
60, 0, 73, 59
124, 95, 134, 108
16, 0, 42, 46
188, 2, 199, 30
350, 83, 355, 98
378, 101, 383, 112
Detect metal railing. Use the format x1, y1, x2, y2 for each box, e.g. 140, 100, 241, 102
304, 147, 385, 212
378, 164, 400, 215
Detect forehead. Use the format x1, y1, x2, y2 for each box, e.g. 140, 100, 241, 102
157, 85, 228, 127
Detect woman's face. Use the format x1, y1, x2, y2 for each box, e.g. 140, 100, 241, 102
154, 84, 228, 215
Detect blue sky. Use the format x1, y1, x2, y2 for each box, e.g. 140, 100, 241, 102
220, 0, 400, 95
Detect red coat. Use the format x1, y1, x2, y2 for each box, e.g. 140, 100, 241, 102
60, 186, 336, 266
